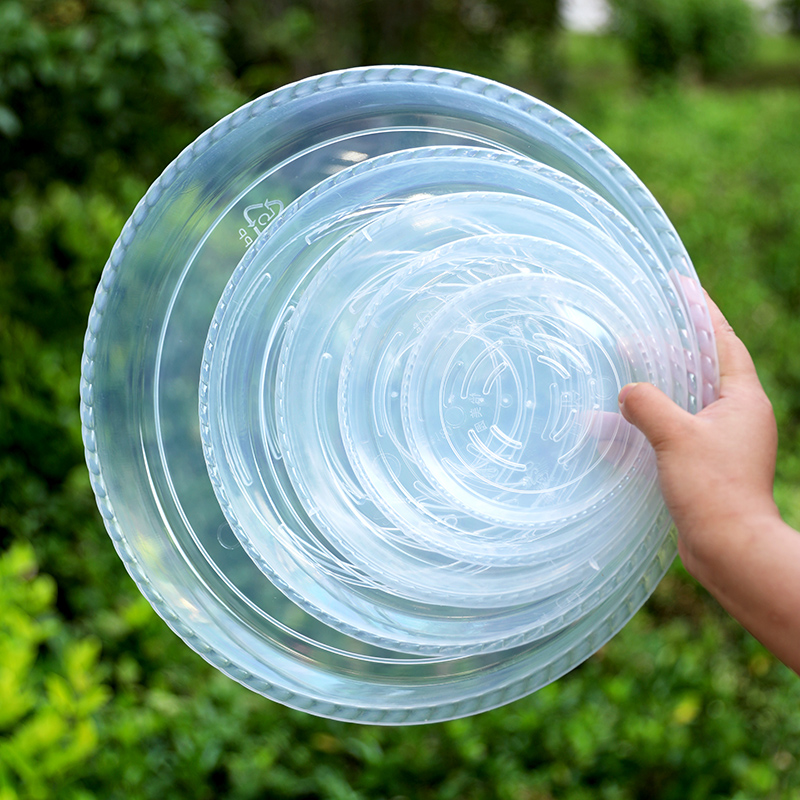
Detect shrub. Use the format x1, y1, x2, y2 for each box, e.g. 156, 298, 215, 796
609, 0, 756, 80
0, 0, 241, 187
0, 542, 110, 799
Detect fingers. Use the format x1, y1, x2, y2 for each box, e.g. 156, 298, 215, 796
617, 288, 763, 456
675, 274, 718, 406
676, 273, 759, 396
618, 382, 692, 451
701, 290, 761, 394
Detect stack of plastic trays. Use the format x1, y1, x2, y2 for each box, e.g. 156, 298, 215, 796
82, 67, 719, 724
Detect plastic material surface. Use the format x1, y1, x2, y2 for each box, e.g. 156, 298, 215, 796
81, 66, 719, 724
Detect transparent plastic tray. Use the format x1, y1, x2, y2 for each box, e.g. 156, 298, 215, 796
81, 66, 719, 724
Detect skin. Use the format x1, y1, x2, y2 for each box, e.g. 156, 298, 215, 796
618, 292, 800, 676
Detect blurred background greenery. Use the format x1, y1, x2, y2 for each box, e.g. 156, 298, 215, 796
1, 0, 800, 797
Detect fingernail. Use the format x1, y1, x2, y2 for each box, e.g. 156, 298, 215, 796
618, 383, 639, 407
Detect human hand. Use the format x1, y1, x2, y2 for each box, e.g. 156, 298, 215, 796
617, 291, 780, 575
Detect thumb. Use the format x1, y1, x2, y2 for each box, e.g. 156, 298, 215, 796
618, 382, 692, 451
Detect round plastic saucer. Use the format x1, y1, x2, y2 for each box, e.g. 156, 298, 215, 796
81, 66, 719, 724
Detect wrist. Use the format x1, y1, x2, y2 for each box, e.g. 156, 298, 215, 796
677, 502, 784, 586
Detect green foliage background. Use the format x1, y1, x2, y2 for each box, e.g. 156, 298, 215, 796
1, 1, 799, 798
